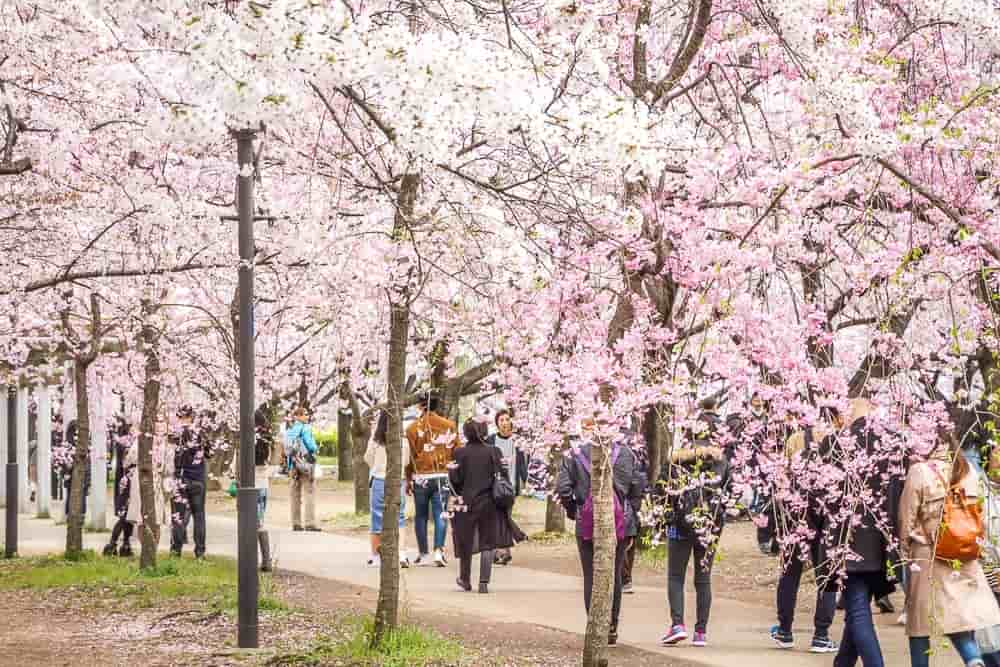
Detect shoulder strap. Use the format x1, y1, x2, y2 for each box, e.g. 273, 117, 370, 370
927, 460, 953, 492
573, 448, 591, 476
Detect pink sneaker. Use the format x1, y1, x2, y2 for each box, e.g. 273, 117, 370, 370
660, 624, 688, 645
692, 630, 707, 647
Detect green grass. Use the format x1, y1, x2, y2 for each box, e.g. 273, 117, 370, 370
325, 511, 370, 530
271, 616, 464, 667
0, 551, 287, 614
637, 542, 667, 569
527, 530, 573, 544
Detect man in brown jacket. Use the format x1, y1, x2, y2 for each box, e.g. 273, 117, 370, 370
406, 392, 460, 567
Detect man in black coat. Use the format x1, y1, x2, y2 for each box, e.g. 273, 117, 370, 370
817, 400, 904, 667
169, 406, 213, 558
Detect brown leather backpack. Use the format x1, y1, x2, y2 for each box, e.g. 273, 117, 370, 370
929, 463, 984, 563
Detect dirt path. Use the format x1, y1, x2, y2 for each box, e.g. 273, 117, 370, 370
10, 481, 963, 666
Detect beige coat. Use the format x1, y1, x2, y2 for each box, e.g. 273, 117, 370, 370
126, 438, 172, 528
899, 448, 1000, 637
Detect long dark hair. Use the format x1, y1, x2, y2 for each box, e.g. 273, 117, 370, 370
463, 418, 488, 444
374, 411, 388, 446
941, 428, 970, 486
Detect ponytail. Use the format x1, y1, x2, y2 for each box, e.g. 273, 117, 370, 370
941, 428, 970, 486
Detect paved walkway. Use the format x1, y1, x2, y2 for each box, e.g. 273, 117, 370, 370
8, 514, 958, 666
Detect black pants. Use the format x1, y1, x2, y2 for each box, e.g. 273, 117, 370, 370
622, 536, 637, 585
668, 536, 714, 633
777, 543, 836, 638
577, 537, 627, 629
171, 479, 206, 556
460, 550, 495, 584
110, 516, 133, 546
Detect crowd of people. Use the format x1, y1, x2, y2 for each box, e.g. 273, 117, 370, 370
36, 387, 1000, 666
594, 394, 1000, 667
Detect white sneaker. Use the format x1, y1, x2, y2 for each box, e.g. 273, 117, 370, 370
366, 555, 381, 568
897, 612, 907, 626
414, 553, 432, 567
433, 549, 446, 567
400, 556, 410, 568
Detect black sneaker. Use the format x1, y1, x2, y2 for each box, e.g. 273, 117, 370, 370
810, 636, 838, 653
608, 626, 618, 647
292, 525, 304, 532
102, 543, 117, 557
875, 596, 895, 614
119, 544, 134, 558
770, 625, 794, 649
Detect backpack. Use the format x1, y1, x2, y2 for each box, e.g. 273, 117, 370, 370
929, 462, 984, 563
287, 427, 316, 477
573, 445, 626, 542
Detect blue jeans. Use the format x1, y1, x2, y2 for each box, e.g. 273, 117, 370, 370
256, 489, 268, 528
413, 477, 449, 555
834, 574, 885, 667
909, 633, 982, 667
370, 477, 406, 534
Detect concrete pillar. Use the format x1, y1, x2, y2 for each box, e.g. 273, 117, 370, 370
16, 387, 29, 514
36, 386, 52, 517
87, 387, 107, 530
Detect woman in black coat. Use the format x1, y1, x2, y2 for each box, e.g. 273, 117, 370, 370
449, 417, 525, 594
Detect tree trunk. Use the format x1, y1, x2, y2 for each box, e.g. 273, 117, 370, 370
346, 381, 373, 514
544, 453, 565, 533
337, 408, 353, 482
65, 360, 91, 557
373, 170, 419, 646
373, 298, 409, 644
351, 418, 371, 514
582, 439, 615, 667
138, 300, 162, 570
643, 404, 671, 485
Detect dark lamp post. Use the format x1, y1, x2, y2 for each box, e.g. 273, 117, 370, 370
233, 128, 258, 649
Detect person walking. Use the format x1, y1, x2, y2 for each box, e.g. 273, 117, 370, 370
658, 444, 730, 647
899, 429, 999, 667
622, 436, 649, 594
365, 411, 411, 568
450, 416, 525, 594
487, 409, 520, 565
284, 406, 320, 532
405, 392, 460, 567
254, 406, 274, 572
819, 399, 904, 667
169, 406, 213, 558
103, 417, 136, 558
557, 419, 644, 646
769, 420, 838, 653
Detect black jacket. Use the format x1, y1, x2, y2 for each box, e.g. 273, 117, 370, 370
172, 426, 212, 483
448, 440, 524, 558
817, 417, 904, 595
556, 440, 644, 538
655, 446, 730, 539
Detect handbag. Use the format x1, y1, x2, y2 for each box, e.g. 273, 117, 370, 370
491, 450, 515, 511
929, 463, 984, 563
